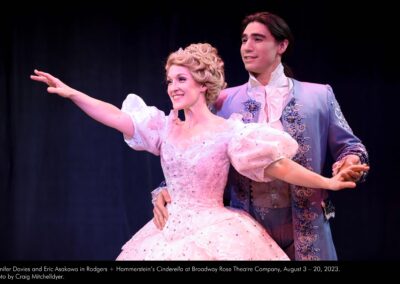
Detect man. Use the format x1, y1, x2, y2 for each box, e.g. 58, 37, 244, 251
153, 12, 369, 260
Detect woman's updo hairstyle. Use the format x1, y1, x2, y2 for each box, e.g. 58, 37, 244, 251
166, 43, 226, 106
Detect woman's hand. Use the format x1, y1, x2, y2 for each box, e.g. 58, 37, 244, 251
329, 164, 369, 191
30, 69, 76, 98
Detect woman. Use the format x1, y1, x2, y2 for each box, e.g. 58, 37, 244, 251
31, 43, 367, 260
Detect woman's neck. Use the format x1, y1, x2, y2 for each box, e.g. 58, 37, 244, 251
183, 104, 214, 129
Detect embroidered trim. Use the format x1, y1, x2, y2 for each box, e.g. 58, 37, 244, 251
253, 206, 270, 220
282, 99, 320, 260
242, 99, 261, 123
330, 96, 353, 133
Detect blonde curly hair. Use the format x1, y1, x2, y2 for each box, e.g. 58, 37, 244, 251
165, 43, 227, 106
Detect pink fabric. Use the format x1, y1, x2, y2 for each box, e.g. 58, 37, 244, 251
117, 95, 298, 260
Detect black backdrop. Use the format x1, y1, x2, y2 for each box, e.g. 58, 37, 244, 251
1, 0, 398, 260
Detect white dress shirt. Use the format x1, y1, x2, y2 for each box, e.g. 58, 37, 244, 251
246, 63, 293, 130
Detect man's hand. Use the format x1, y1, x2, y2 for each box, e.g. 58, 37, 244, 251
333, 155, 368, 182
330, 164, 369, 190
153, 189, 171, 230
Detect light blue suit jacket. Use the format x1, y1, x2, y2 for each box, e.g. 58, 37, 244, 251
218, 79, 368, 260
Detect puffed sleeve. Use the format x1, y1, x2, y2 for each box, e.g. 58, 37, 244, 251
121, 94, 167, 156
228, 122, 298, 183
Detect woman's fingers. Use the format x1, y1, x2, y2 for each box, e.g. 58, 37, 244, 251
32, 70, 59, 87
30, 75, 48, 83
342, 181, 356, 189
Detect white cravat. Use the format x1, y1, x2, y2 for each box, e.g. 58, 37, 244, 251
247, 63, 292, 130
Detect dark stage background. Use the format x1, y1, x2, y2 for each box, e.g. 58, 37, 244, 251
1, 0, 398, 260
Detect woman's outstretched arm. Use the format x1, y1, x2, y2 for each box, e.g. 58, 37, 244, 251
31, 69, 134, 138
265, 158, 369, 191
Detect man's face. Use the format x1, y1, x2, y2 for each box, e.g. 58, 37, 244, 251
240, 21, 283, 76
